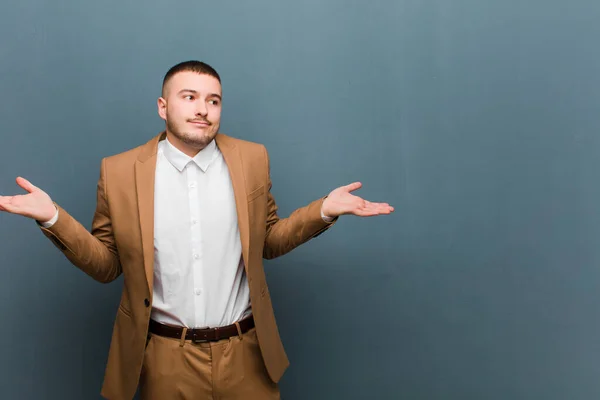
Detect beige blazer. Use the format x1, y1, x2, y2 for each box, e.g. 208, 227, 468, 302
40, 132, 335, 400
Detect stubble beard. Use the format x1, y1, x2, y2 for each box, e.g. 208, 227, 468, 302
166, 118, 219, 151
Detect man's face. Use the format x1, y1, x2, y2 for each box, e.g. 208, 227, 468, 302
158, 71, 222, 151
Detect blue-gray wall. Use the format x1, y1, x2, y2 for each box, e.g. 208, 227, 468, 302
1, 1, 600, 399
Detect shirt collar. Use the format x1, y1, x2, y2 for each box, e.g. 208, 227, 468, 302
161, 136, 218, 172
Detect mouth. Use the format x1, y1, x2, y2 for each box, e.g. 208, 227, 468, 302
189, 120, 211, 127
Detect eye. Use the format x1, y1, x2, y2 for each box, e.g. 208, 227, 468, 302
184, 95, 194, 100
208, 99, 220, 106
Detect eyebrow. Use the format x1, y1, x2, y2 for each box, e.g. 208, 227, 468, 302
177, 89, 222, 101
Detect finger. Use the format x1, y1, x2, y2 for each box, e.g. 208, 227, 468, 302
0, 196, 12, 205
371, 204, 394, 213
358, 203, 394, 215
342, 182, 362, 193
0, 196, 16, 213
355, 209, 393, 217
16, 177, 37, 194
363, 201, 394, 212
0, 204, 16, 213
352, 208, 381, 217
364, 200, 390, 208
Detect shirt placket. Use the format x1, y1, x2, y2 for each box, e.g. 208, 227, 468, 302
186, 164, 204, 328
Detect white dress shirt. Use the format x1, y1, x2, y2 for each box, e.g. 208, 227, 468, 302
151, 138, 251, 328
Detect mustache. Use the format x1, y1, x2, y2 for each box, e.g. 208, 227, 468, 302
188, 118, 212, 125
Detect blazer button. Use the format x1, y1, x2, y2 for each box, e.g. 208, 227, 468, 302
144, 298, 150, 307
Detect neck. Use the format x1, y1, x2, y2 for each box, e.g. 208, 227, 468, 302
165, 131, 206, 157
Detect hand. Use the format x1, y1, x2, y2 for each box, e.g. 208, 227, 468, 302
321, 182, 394, 218
0, 177, 57, 222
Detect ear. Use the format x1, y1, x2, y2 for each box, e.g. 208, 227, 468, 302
157, 97, 167, 121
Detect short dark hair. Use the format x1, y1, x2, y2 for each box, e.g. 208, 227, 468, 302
162, 60, 221, 95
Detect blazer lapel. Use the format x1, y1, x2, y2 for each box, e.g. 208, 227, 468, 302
135, 132, 164, 294
216, 134, 250, 272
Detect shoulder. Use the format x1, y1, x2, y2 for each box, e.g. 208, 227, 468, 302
98, 133, 163, 179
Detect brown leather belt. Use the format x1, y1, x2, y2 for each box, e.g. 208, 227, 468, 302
149, 315, 254, 343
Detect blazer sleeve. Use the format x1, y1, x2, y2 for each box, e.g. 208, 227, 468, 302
262, 145, 337, 259
39, 157, 122, 283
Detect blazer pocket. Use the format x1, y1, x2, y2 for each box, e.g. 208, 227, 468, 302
247, 185, 265, 202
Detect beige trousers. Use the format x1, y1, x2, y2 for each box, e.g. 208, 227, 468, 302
139, 327, 280, 400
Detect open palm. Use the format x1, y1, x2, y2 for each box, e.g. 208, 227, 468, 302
0, 177, 56, 221
321, 182, 394, 218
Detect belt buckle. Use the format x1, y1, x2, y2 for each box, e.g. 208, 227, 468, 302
191, 327, 210, 344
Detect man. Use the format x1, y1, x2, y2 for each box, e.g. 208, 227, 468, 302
0, 61, 393, 399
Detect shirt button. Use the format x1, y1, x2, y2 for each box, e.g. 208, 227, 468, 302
189, 182, 197, 189
194, 254, 200, 260
194, 288, 202, 296
192, 219, 198, 224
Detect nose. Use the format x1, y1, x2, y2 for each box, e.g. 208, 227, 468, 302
195, 101, 208, 117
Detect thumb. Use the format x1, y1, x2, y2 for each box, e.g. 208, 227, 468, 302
342, 182, 362, 193
16, 177, 38, 194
